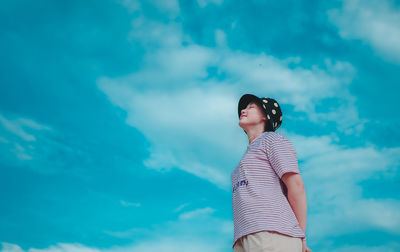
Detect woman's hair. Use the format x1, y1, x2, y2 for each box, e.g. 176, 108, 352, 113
264, 120, 274, 132
257, 102, 273, 132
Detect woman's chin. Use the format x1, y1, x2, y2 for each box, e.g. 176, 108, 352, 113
238, 121, 248, 130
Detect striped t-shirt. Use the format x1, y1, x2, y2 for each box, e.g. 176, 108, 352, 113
231, 131, 305, 248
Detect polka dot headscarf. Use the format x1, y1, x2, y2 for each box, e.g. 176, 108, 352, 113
238, 94, 283, 132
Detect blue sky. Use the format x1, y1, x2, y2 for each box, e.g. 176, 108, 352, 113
1, 0, 400, 251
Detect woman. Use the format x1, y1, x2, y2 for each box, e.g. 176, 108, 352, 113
231, 94, 311, 252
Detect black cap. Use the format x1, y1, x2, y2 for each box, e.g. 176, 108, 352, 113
238, 94, 283, 131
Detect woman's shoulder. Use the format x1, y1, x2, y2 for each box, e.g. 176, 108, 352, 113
261, 132, 294, 147
261, 131, 285, 141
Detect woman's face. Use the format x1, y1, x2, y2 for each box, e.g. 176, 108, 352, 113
238, 101, 266, 130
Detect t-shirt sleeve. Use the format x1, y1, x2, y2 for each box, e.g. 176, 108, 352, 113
266, 134, 300, 178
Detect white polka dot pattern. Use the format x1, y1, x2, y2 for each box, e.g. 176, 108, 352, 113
238, 95, 282, 131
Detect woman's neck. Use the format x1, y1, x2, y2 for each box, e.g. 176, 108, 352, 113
247, 129, 264, 145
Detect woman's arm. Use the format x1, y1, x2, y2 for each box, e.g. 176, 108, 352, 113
282, 172, 312, 252
281, 172, 307, 233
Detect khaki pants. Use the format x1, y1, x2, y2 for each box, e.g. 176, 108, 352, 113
233, 231, 302, 252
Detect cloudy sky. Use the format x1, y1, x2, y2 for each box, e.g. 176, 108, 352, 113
1, 0, 400, 251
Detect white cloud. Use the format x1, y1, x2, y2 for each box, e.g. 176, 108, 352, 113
9, 236, 400, 252
28, 243, 100, 252
97, 5, 400, 244
17, 118, 51, 131
329, 0, 400, 63
3, 242, 218, 252
347, 199, 400, 233
128, 18, 185, 49
118, 0, 180, 18
0, 243, 24, 252
97, 11, 361, 189
178, 207, 215, 220
120, 200, 141, 207
97, 81, 241, 189
110, 238, 226, 252
0, 114, 50, 142
285, 131, 400, 240
0, 112, 93, 174
173, 202, 190, 212
148, 0, 180, 18
0, 113, 52, 162
321, 242, 400, 252
105, 205, 232, 250
197, 0, 224, 8
95, 4, 400, 245
215, 29, 227, 47
13, 142, 33, 160
117, 0, 141, 13
2, 207, 233, 252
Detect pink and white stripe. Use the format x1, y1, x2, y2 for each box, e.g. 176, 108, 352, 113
231, 131, 305, 248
